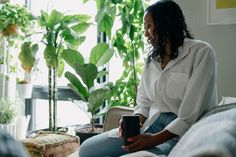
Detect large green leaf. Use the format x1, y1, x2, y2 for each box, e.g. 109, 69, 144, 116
38, 10, 49, 27
96, 0, 105, 10
97, 48, 114, 67
99, 13, 113, 38
61, 28, 78, 42
57, 59, 64, 77
88, 88, 110, 113
95, 7, 105, 24
47, 10, 63, 28
62, 14, 91, 24
61, 49, 84, 68
74, 63, 98, 89
44, 45, 57, 67
65, 36, 86, 50
90, 43, 114, 67
65, 71, 88, 101
19, 42, 36, 73
71, 22, 91, 35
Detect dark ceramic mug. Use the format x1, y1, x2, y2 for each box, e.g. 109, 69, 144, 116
121, 115, 140, 145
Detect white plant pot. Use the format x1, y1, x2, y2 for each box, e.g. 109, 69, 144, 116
16, 115, 31, 140
0, 123, 17, 138
17, 83, 33, 99
0, 73, 17, 99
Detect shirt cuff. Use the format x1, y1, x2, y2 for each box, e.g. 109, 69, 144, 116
165, 118, 190, 137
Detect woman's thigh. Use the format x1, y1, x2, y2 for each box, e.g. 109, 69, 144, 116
79, 130, 127, 157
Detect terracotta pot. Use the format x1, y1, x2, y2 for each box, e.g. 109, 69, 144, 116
2, 24, 19, 36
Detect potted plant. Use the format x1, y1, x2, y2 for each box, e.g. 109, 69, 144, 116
17, 41, 39, 98
38, 9, 91, 131
0, 98, 17, 137
0, 3, 34, 38
61, 42, 114, 143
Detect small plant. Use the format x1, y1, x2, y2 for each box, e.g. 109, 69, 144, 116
62, 42, 114, 132
0, 99, 17, 124
0, 3, 34, 37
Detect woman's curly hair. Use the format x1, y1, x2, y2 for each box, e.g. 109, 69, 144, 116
146, 0, 193, 63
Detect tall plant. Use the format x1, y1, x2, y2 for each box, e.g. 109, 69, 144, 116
87, 0, 145, 107
38, 10, 91, 131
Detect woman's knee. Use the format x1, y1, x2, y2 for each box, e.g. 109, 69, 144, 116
79, 132, 109, 157
78, 130, 126, 157
79, 139, 91, 157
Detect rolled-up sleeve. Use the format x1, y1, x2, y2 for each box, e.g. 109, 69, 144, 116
165, 43, 218, 136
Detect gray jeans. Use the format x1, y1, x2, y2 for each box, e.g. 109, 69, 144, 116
79, 112, 178, 157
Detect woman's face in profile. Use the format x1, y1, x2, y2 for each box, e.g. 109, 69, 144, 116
143, 12, 156, 46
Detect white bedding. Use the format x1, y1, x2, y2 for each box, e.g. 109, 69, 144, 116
168, 108, 236, 157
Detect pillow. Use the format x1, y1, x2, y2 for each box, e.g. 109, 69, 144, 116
219, 96, 236, 106
21, 131, 79, 157
168, 109, 236, 157
200, 103, 236, 120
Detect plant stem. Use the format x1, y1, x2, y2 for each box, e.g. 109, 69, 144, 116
91, 120, 94, 132
52, 67, 57, 131
48, 67, 52, 131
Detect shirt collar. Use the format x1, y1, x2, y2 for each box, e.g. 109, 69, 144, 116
163, 38, 199, 71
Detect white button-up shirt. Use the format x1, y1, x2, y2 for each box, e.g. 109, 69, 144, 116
134, 38, 218, 136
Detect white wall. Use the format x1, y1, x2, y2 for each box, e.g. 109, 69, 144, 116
175, 0, 236, 100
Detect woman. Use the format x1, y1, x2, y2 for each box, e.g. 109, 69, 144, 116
79, 0, 218, 156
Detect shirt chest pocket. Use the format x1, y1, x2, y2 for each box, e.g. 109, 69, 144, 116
166, 72, 189, 99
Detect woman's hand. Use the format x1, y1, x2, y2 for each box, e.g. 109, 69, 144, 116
122, 133, 156, 152
122, 130, 177, 152
118, 115, 145, 139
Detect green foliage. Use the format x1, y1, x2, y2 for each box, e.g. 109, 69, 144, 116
0, 3, 34, 36
95, 0, 145, 107
0, 99, 16, 124
62, 42, 114, 130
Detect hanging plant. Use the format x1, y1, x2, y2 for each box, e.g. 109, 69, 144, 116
0, 3, 34, 37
